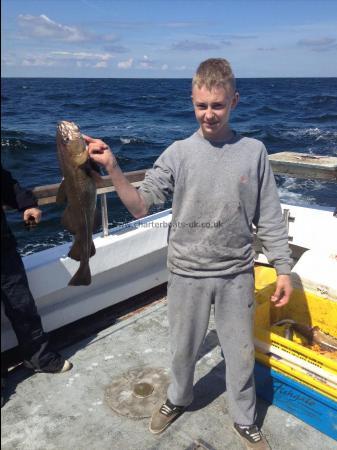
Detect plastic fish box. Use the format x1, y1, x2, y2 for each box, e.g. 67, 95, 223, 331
254, 265, 277, 297
254, 361, 337, 441
255, 348, 337, 402
254, 284, 337, 392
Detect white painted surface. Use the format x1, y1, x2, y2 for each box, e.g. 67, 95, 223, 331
255, 203, 337, 264
283, 204, 336, 252
291, 249, 337, 301
1, 210, 171, 352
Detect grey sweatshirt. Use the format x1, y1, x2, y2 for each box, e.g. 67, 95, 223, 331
139, 131, 292, 277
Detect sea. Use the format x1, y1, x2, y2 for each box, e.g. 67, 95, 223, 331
1, 77, 337, 256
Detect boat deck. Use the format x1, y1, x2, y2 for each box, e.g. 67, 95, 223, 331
1, 288, 336, 450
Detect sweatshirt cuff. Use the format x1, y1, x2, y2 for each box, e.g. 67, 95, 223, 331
137, 188, 154, 211
274, 262, 292, 276
16, 191, 38, 211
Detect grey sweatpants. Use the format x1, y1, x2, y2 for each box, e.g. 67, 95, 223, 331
167, 270, 256, 425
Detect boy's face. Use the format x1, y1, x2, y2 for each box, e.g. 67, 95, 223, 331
192, 83, 239, 141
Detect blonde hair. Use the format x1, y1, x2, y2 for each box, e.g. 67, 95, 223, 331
192, 58, 236, 92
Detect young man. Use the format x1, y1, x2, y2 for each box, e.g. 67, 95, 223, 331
86, 58, 292, 450
1, 165, 72, 407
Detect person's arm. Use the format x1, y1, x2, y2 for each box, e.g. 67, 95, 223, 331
270, 274, 292, 308
84, 135, 149, 218
85, 135, 176, 219
1, 164, 42, 223
253, 147, 293, 306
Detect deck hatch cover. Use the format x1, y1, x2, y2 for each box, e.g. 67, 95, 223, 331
105, 367, 170, 418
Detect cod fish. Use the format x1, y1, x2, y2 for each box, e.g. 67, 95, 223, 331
273, 319, 337, 352
56, 120, 98, 286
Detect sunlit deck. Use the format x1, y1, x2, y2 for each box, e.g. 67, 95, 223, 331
1, 287, 336, 450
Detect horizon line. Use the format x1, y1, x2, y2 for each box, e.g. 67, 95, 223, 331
2, 75, 337, 80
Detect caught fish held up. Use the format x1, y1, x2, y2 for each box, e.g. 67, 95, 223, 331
56, 120, 99, 286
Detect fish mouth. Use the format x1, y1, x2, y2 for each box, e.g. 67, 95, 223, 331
57, 121, 82, 142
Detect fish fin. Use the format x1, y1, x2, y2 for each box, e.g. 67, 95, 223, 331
90, 241, 96, 257
68, 238, 82, 261
69, 262, 91, 286
62, 208, 77, 234
89, 159, 102, 174
79, 158, 103, 184
79, 159, 92, 177
56, 180, 67, 204
93, 208, 101, 233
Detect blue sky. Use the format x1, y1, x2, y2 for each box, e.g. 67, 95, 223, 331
2, 0, 337, 78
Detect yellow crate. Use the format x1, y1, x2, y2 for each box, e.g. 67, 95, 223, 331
254, 265, 277, 304
254, 284, 337, 397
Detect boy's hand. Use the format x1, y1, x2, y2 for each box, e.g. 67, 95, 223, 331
23, 207, 42, 228
271, 274, 292, 308
83, 134, 118, 173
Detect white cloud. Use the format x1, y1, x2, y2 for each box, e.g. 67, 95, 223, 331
52, 51, 113, 61
171, 40, 222, 51
17, 50, 114, 68
297, 37, 337, 51
139, 62, 151, 68
21, 54, 56, 67
1, 56, 16, 66
175, 65, 187, 71
18, 14, 90, 42
161, 64, 169, 71
138, 55, 155, 69
94, 61, 108, 68
298, 37, 335, 46
117, 58, 133, 69
17, 14, 124, 46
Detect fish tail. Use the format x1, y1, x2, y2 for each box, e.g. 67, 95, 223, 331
68, 239, 82, 261
292, 323, 313, 341
68, 239, 95, 261
69, 261, 91, 286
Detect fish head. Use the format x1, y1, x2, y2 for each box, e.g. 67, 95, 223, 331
57, 121, 88, 167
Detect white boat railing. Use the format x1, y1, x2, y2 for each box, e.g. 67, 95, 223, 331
23, 151, 337, 238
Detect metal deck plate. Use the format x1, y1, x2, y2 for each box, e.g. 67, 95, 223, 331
105, 367, 170, 418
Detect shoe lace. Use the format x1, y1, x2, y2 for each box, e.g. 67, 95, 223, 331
243, 425, 262, 442
159, 402, 181, 417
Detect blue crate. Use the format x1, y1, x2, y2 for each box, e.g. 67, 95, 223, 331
254, 362, 337, 441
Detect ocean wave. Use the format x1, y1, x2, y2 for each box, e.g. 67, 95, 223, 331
1, 129, 26, 138
281, 127, 337, 143
301, 113, 337, 123
61, 101, 130, 111
278, 188, 313, 207
276, 176, 337, 207
1, 138, 28, 151
310, 94, 337, 105
120, 137, 147, 145
1, 135, 53, 152
168, 110, 194, 119
18, 232, 72, 257
255, 105, 283, 114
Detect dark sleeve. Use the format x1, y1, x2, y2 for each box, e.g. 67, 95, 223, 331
1, 165, 38, 211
